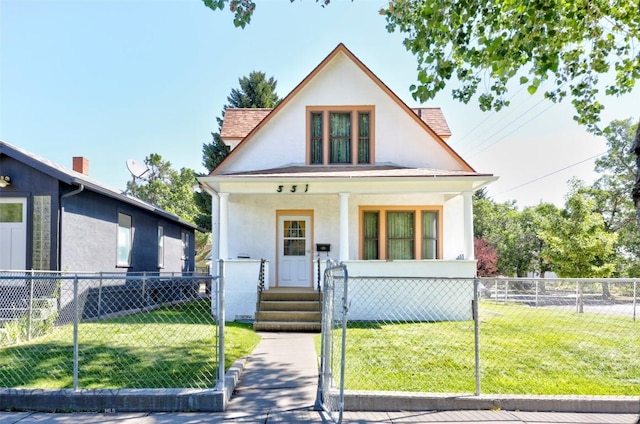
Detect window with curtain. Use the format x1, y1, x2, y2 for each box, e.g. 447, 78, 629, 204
358, 112, 370, 163
360, 207, 440, 260
307, 107, 373, 165
363, 211, 379, 260
387, 212, 415, 260
329, 112, 351, 163
422, 211, 438, 259
117, 213, 132, 267
310, 112, 323, 164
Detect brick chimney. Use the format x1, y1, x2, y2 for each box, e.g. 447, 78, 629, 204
72, 156, 89, 175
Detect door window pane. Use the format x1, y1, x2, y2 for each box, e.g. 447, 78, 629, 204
0, 203, 23, 223
283, 220, 306, 256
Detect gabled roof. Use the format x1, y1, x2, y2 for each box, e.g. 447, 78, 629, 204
221, 107, 452, 141
211, 43, 474, 175
220, 108, 272, 140
0, 140, 201, 231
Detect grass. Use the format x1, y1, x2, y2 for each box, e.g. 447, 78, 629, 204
0, 300, 261, 389
321, 301, 640, 395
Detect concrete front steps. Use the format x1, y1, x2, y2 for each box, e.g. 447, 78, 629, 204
253, 288, 322, 332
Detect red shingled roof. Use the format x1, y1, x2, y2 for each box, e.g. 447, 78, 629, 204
219, 107, 451, 140
220, 108, 272, 139
411, 108, 451, 139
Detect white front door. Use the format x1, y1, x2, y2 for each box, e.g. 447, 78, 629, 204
0, 198, 27, 270
277, 215, 312, 287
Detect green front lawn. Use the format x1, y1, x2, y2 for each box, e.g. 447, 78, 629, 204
320, 302, 640, 395
0, 300, 260, 389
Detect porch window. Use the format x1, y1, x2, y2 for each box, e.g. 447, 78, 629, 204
117, 213, 132, 267
360, 207, 441, 260
307, 106, 374, 165
422, 211, 438, 259
387, 212, 414, 260
363, 212, 379, 260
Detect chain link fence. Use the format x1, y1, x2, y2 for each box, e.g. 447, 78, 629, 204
321, 272, 639, 402
0, 271, 221, 390
318, 261, 348, 424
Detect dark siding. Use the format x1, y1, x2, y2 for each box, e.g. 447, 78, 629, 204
0, 155, 60, 270
60, 189, 194, 273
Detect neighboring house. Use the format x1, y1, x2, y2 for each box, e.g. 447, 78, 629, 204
0, 141, 199, 273
198, 44, 497, 321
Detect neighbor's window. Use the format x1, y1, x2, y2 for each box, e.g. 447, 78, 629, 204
117, 213, 132, 267
181, 231, 190, 260
360, 207, 440, 260
157, 225, 165, 268
307, 106, 374, 165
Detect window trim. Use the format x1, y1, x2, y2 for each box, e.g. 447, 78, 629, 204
306, 105, 375, 165
359, 206, 443, 260
116, 212, 133, 268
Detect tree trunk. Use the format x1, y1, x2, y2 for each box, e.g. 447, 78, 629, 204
601, 282, 611, 299
632, 120, 640, 225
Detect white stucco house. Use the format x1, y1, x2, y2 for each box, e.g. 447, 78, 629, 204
198, 44, 497, 322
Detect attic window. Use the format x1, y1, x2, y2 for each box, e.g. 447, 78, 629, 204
307, 106, 374, 165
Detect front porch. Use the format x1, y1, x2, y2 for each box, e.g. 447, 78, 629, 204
221, 258, 477, 324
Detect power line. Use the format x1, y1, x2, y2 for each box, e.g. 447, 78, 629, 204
465, 101, 557, 159
496, 151, 607, 195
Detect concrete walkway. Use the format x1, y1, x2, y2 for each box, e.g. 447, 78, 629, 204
1, 332, 639, 423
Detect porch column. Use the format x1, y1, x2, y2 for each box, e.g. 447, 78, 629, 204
210, 193, 220, 263
219, 192, 229, 260
463, 191, 474, 260
339, 192, 349, 262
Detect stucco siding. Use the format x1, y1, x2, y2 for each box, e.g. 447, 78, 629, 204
220, 51, 465, 174
226, 191, 467, 285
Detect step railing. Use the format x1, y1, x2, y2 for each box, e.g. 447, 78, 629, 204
254, 259, 267, 322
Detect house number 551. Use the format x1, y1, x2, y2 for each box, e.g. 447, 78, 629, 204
277, 184, 309, 193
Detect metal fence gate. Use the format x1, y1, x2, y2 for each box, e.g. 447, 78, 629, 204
317, 261, 348, 424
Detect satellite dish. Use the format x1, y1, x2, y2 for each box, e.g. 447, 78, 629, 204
126, 159, 150, 179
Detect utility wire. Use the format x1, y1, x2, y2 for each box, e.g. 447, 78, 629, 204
496, 151, 607, 195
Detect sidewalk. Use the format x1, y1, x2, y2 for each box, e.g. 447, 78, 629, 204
1, 332, 638, 423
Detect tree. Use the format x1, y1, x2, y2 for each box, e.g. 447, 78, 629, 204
539, 182, 618, 279
201, 71, 280, 174
126, 153, 200, 224
587, 119, 640, 276
203, 0, 639, 133
196, 71, 281, 231
474, 237, 498, 277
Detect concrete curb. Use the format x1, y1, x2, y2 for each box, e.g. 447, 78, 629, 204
343, 391, 640, 414
0, 358, 248, 413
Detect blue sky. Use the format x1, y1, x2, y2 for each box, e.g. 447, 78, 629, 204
1, 0, 637, 207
